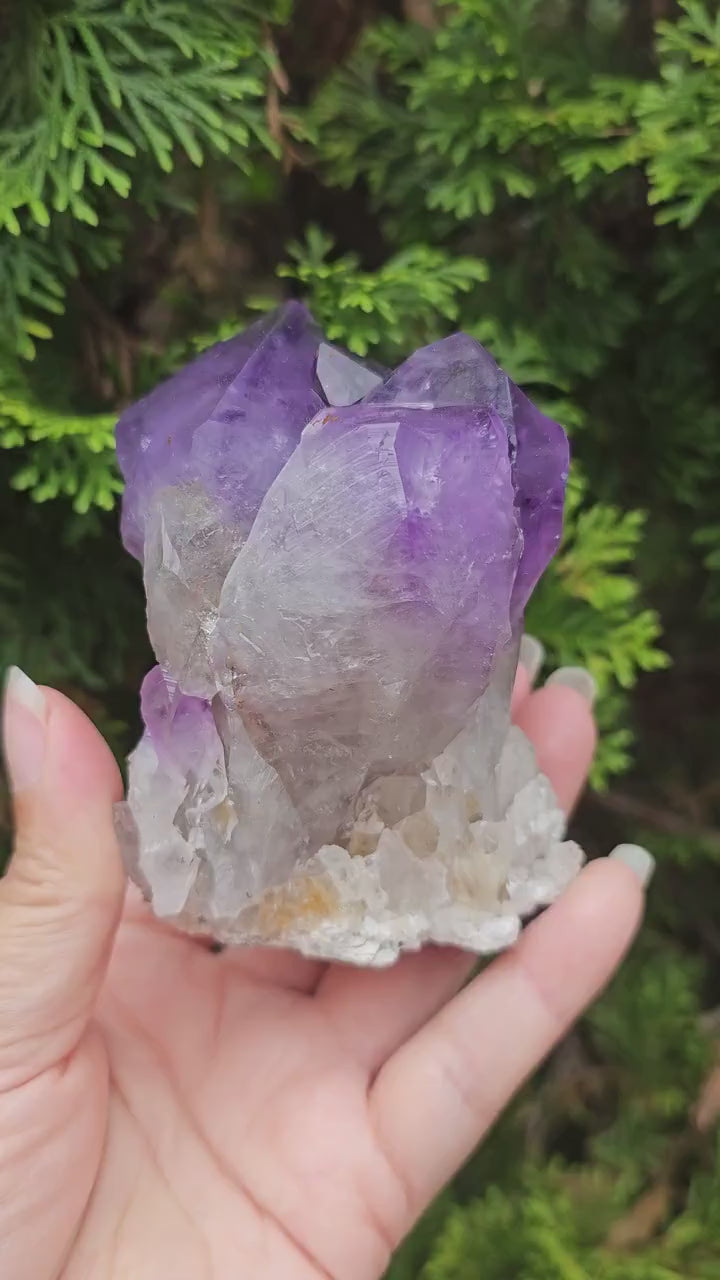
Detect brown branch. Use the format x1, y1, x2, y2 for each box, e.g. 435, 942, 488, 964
590, 790, 720, 852
607, 1183, 672, 1249
569, 0, 588, 34
403, 0, 438, 29
71, 280, 140, 401
263, 24, 303, 173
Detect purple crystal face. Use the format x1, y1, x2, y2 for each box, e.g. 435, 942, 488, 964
139, 666, 219, 781
116, 302, 324, 560
364, 333, 565, 617
116, 303, 570, 931
214, 402, 523, 850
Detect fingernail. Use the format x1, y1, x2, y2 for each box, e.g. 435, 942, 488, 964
610, 843, 655, 889
519, 634, 545, 683
545, 666, 597, 706
3, 667, 47, 792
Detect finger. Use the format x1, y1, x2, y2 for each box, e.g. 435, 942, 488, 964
510, 634, 545, 717
315, 637, 558, 1068
370, 854, 647, 1222
514, 669, 597, 812
510, 665, 531, 715
0, 669, 124, 1090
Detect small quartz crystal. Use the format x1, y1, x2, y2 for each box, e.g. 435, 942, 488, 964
115, 303, 582, 966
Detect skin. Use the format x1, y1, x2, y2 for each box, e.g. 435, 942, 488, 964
0, 668, 644, 1280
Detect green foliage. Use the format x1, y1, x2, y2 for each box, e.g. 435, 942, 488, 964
1, 0, 720, 1275
0, 0, 287, 514
0, 232, 68, 361
0, 0, 286, 355
309, 0, 642, 380
527, 469, 668, 785
588, 939, 710, 1160
0, 375, 119, 509
638, 2, 720, 226
279, 227, 488, 356
409, 1169, 705, 1279
0, 0, 281, 231
0, 471, 149, 753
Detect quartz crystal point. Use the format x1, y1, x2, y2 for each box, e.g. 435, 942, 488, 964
115, 302, 583, 966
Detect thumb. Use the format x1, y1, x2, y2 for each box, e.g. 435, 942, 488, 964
0, 667, 124, 1089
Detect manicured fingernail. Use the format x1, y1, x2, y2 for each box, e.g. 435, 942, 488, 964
610, 843, 655, 889
545, 666, 597, 706
3, 667, 47, 792
519, 634, 545, 683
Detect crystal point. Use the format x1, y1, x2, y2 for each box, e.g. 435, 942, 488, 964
316, 342, 384, 405
115, 304, 579, 965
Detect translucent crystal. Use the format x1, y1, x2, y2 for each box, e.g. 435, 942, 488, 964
115, 304, 579, 966
316, 342, 384, 406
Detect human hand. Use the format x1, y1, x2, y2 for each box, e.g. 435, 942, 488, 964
0, 653, 649, 1280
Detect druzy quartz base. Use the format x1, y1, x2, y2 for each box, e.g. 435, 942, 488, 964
118, 713, 582, 967
115, 303, 580, 967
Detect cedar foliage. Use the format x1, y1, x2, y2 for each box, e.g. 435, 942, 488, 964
1, 1, 719, 1274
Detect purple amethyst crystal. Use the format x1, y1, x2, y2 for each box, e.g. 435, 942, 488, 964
115, 303, 580, 964
117, 302, 324, 559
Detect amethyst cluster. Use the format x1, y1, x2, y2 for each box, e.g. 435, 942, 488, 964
115, 303, 582, 965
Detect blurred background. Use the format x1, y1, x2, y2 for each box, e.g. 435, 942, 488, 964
1, 0, 719, 1274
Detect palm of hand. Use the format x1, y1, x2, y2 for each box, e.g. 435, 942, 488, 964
67, 912, 409, 1280
1, 674, 642, 1280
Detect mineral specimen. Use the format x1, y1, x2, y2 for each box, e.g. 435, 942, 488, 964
115, 302, 583, 966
